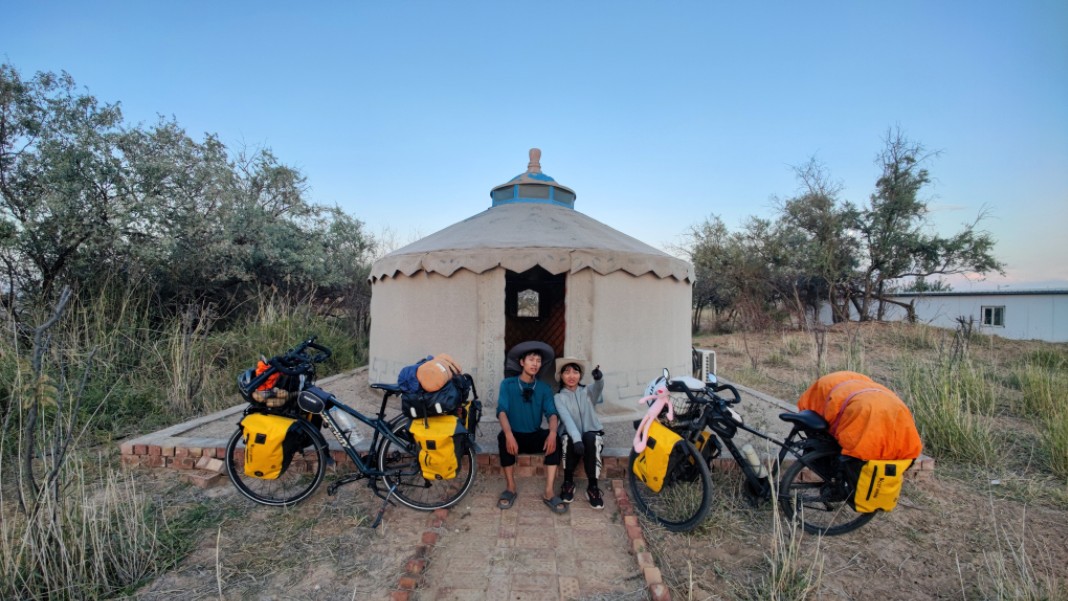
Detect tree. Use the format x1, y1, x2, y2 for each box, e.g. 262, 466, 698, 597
0, 63, 377, 326
0, 65, 129, 301
852, 128, 1002, 320
775, 158, 860, 324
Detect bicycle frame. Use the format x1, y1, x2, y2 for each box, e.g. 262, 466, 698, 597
667, 378, 835, 501
316, 385, 416, 494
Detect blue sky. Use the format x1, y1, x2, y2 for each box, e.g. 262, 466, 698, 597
6, 1, 1067, 289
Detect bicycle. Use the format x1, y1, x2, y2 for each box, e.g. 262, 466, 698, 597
628, 368, 876, 535
224, 337, 478, 527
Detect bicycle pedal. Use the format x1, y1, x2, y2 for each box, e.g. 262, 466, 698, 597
327, 482, 340, 496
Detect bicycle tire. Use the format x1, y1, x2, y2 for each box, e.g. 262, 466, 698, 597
778, 448, 876, 536
627, 439, 712, 532
376, 418, 477, 511
225, 418, 328, 507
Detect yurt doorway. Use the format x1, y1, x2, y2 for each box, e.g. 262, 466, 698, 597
505, 266, 566, 364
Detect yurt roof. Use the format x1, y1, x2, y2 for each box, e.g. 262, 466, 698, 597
370, 150, 693, 282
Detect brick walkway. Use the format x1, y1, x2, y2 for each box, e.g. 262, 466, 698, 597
401, 476, 660, 601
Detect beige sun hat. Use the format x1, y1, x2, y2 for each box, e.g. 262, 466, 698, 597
554, 357, 589, 381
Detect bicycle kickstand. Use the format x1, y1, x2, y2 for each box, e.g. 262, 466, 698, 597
370, 481, 401, 528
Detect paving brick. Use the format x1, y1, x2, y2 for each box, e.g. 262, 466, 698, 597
195, 456, 224, 472
510, 572, 559, 591
120, 442, 135, 455
650, 582, 671, 601
134, 444, 148, 455
182, 470, 225, 489
643, 566, 662, 585
421, 531, 439, 546
389, 591, 410, 601
398, 575, 419, 590
559, 576, 581, 600
172, 456, 196, 470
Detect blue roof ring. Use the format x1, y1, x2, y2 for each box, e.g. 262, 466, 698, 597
490, 148, 577, 209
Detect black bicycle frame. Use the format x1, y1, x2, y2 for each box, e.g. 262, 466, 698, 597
319, 389, 411, 480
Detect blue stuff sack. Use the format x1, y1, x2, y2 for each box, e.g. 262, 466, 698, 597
398, 356, 433, 394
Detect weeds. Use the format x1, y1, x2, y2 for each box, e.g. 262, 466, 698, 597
0, 457, 164, 600
1010, 359, 1068, 479
893, 359, 1000, 467
974, 503, 1065, 601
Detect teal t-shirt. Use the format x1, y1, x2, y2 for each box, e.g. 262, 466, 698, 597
496, 376, 557, 433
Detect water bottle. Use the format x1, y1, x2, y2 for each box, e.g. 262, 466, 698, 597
329, 407, 363, 447
740, 443, 768, 479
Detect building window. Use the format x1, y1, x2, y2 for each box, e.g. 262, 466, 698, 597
517, 289, 540, 318
981, 306, 1005, 327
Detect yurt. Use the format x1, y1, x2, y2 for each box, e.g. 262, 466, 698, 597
368, 149, 694, 417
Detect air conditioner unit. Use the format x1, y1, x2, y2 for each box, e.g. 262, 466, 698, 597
693, 348, 716, 382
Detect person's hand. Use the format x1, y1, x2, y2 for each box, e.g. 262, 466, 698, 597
573, 441, 586, 456
544, 434, 557, 456
592, 365, 602, 381
505, 433, 519, 456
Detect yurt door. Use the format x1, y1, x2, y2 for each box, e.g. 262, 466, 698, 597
504, 267, 566, 367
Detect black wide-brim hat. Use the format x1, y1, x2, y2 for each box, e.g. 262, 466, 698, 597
505, 341, 556, 380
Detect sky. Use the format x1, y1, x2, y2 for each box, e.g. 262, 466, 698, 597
5, 1, 1067, 290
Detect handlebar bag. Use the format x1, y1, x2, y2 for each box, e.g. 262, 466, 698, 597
239, 358, 308, 409
402, 375, 471, 418
240, 413, 302, 479
408, 415, 467, 480
632, 421, 684, 493
849, 458, 913, 513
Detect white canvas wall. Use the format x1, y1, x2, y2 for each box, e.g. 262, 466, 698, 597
369, 267, 693, 419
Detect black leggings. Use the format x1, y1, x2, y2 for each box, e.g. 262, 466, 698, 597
561, 431, 604, 485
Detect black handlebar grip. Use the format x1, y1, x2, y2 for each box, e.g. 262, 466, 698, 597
305, 340, 332, 362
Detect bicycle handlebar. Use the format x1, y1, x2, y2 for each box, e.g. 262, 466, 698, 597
269, 336, 332, 374
710, 383, 741, 405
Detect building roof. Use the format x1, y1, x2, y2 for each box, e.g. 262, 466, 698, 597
370, 149, 693, 282
890, 289, 1068, 298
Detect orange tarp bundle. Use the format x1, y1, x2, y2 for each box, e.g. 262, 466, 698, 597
797, 371, 923, 461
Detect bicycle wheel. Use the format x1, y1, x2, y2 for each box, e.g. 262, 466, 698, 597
376, 418, 477, 510
225, 419, 327, 507
778, 448, 876, 535
627, 440, 712, 532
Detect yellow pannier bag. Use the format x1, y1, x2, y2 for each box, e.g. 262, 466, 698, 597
853, 458, 912, 513
409, 415, 466, 481
632, 421, 683, 493
241, 413, 300, 480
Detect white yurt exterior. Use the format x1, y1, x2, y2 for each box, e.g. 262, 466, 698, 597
368, 150, 694, 417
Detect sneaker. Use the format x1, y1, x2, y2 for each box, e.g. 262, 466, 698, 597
586, 487, 604, 510
560, 481, 575, 503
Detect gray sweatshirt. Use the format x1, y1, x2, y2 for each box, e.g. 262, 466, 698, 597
554, 378, 605, 441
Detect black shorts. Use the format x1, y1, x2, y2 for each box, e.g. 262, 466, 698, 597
497, 428, 562, 467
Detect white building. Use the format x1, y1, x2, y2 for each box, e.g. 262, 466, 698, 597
819, 290, 1068, 342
